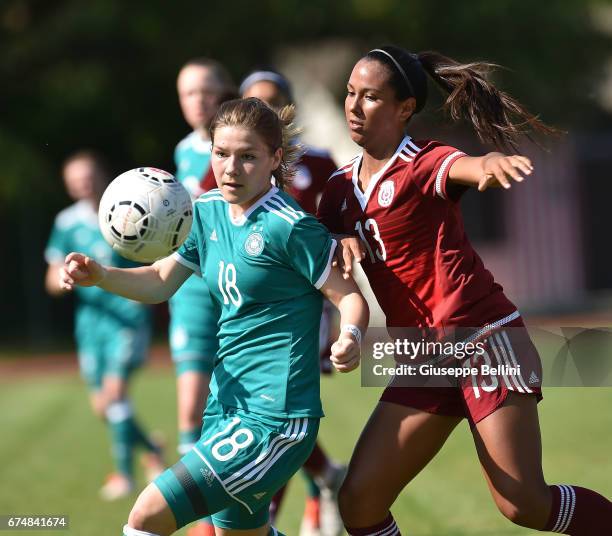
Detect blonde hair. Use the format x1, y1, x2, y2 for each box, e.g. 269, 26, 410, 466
210, 97, 302, 190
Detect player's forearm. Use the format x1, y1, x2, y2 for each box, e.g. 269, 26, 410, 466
63, 252, 191, 303
98, 257, 191, 304
336, 291, 369, 341
320, 265, 369, 335
447, 154, 501, 187
96, 265, 169, 304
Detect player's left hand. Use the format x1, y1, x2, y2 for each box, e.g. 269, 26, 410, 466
330, 337, 360, 373
479, 153, 533, 191
332, 235, 366, 280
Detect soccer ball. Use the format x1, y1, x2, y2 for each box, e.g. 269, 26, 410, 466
99, 167, 193, 263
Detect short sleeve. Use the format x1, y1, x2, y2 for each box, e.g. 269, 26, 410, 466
173, 211, 204, 276
286, 216, 337, 289
44, 221, 68, 264
317, 178, 350, 234
412, 141, 467, 201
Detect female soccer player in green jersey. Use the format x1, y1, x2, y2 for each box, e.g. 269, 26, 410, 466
59, 98, 369, 536
45, 150, 165, 501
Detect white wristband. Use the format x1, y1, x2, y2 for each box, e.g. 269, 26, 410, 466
341, 324, 362, 345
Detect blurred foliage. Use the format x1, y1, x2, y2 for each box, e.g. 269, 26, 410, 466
1, 0, 611, 343
1, 0, 611, 203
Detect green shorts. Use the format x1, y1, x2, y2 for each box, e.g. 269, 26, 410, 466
154, 399, 319, 530
76, 324, 150, 390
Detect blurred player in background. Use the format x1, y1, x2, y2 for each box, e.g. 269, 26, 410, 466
240, 70, 345, 536
59, 98, 369, 536
174, 57, 236, 536
319, 45, 612, 536
45, 150, 165, 501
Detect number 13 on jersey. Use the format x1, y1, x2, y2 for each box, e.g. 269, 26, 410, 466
355, 219, 387, 262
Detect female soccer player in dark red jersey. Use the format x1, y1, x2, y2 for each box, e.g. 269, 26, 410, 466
317, 45, 612, 536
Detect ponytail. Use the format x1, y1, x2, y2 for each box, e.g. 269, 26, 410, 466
274, 104, 302, 189
366, 46, 559, 151
417, 51, 558, 150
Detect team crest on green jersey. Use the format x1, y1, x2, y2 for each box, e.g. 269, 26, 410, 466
245, 232, 265, 256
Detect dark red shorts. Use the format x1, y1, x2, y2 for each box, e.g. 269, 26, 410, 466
380, 318, 543, 425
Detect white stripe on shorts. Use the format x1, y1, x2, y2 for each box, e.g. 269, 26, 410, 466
488, 335, 520, 392
192, 445, 253, 514
222, 418, 299, 487
229, 419, 308, 496
225, 418, 308, 496
499, 330, 532, 393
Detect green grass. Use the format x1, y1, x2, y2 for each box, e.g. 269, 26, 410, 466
0, 369, 611, 535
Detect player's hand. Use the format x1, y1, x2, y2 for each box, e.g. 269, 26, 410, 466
332, 235, 366, 280
479, 153, 533, 192
59, 252, 107, 290
330, 335, 360, 373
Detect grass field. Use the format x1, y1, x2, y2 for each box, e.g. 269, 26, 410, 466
1, 364, 611, 535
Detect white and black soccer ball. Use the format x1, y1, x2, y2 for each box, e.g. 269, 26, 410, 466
99, 167, 193, 263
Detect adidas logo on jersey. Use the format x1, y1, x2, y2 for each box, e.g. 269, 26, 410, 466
199, 467, 215, 487
528, 371, 540, 384
253, 492, 267, 500
210, 230, 218, 241
340, 199, 348, 212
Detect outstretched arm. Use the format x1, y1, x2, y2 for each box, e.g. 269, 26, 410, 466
59, 252, 192, 304
449, 152, 533, 191
320, 265, 369, 373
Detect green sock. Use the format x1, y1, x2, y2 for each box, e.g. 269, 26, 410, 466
130, 418, 158, 453
106, 401, 138, 478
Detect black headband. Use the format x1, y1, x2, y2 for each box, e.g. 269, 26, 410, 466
368, 48, 420, 99
368, 48, 416, 97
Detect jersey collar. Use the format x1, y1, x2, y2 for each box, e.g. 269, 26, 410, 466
189, 131, 212, 154
76, 199, 99, 227
351, 135, 412, 211
227, 184, 279, 226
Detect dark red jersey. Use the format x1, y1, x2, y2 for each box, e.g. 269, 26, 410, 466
200, 165, 217, 193
288, 147, 337, 215
317, 136, 517, 331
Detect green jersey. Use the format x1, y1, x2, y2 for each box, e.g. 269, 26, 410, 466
45, 200, 150, 329
169, 131, 219, 365
174, 131, 212, 196
174, 187, 336, 418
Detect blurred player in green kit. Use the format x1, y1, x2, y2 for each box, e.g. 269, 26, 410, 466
45, 150, 165, 500
173, 58, 235, 451
173, 58, 236, 535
